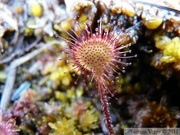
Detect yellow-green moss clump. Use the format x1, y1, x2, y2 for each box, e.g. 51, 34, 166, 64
48, 101, 99, 135
154, 35, 180, 70
142, 17, 162, 29
30, 2, 43, 17
49, 117, 80, 135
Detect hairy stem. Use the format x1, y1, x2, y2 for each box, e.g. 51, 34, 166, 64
99, 80, 114, 135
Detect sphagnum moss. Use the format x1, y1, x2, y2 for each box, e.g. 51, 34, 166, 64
0, 110, 18, 135
57, 17, 135, 135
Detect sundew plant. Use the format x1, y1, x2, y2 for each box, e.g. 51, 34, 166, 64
57, 17, 135, 135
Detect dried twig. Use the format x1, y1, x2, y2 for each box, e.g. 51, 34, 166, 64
0, 40, 63, 112
0, 36, 41, 65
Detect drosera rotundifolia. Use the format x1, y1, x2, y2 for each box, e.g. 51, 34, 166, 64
56, 16, 137, 135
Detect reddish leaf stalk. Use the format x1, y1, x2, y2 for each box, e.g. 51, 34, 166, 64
98, 79, 114, 135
